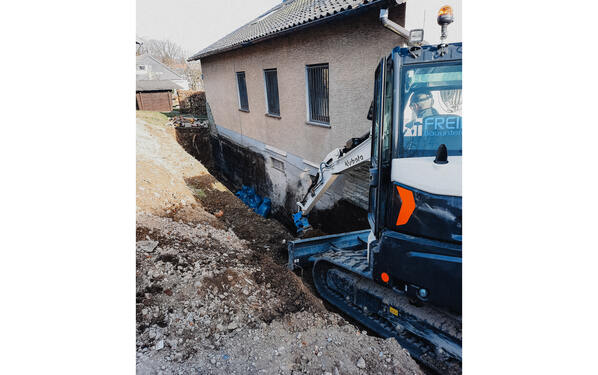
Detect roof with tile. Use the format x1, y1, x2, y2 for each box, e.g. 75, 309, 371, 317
137, 55, 186, 81
188, 0, 399, 61
136, 80, 182, 91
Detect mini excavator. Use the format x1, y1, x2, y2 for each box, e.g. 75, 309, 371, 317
289, 5, 462, 372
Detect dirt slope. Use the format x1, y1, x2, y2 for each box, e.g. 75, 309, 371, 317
135, 111, 423, 374
137, 111, 216, 224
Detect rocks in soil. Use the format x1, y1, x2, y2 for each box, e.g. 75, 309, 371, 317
356, 357, 366, 369
168, 116, 209, 128
136, 212, 423, 375
137, 240, 158, 253
136, 112, 423, 375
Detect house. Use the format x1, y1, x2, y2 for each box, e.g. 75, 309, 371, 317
188, 0, 461, 220
136, 54, 190, 90
136, 54, 189, 111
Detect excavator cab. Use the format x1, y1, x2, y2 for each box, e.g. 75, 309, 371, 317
369, 43, 462, 312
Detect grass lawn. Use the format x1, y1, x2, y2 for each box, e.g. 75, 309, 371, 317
136, 111, 170, 126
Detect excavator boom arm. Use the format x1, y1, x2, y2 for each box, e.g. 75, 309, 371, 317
296, 134, 371, 221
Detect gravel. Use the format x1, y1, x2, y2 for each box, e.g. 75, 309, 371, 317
357, 357, 366, 369
137, 240, 159, 253
136, 212, 423, 375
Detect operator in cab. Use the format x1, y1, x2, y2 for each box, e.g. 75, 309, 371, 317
404, 90, 438, 137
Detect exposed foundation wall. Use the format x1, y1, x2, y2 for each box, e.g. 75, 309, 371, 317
176, 122, 369, 234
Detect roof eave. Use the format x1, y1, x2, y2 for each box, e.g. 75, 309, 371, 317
187, 0, 390, 62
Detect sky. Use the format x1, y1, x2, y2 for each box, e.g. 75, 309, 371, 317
136, 0, 281, 58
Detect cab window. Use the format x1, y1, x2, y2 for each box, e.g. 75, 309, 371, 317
400, 64, 462, 158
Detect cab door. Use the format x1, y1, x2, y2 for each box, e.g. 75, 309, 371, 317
369, 56, 394, 238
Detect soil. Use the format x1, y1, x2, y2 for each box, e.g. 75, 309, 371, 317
307, 199, 369, 235
136, 213, 422, 375
136, 112, 425, 375
174, 126, 371, 237
185, 174, 292, 266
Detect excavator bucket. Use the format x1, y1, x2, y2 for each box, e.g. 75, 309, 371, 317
292, 212, 311, 235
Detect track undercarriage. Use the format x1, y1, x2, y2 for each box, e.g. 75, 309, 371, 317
307, 248, 462, 374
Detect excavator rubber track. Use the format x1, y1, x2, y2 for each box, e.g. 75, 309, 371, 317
312, 249, 462, 374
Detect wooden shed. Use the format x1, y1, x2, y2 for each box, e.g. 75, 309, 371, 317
136, 80, 182, 111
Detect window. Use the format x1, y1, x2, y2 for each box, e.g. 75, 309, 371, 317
137, 65, 146, 71
306, 64, 329, 125
400, 64, 462, 158
271, 157, 284, 172
264, 69, 280, 116
381, 56, 393, 164
236, 71, 249, 111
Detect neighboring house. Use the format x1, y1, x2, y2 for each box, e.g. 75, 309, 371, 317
136, 54, 187, 111
188, 0, 461, 214
136, 80, 182, 111
136, 54, 190, 90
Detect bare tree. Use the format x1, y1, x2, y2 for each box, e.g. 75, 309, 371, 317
184, 61, 204, 91
138, 38, 187, 65
137, 37, 204, 90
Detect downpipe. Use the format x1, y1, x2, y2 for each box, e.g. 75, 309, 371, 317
379, 8, 409, 39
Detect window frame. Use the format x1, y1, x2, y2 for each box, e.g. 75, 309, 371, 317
236, 71, 249, 112
263, 68, 280, 117
305, 63, 330, 127
270, 157, 285, 172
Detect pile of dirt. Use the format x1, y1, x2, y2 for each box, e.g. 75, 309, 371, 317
168, 115, 209, 128
185, 174, 293, 266
136, 213, 423, 375
136, 116, 214, 225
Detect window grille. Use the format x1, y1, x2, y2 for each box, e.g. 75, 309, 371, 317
236, 71, 249, 111
306, 64, 329, 124
264, 69, 280, 115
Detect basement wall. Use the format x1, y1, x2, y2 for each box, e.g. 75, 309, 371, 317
176, 110, 369, 233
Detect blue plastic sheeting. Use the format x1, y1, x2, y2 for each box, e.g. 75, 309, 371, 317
292, 211, 311, 235
256, 197, 271, 217
235, 185, 271, 218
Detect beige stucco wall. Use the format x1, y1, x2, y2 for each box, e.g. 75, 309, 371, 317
200, 6, 407, 163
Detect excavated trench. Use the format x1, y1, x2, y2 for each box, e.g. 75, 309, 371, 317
175, 126, 369, 236
179, 172, 375, 331
175, 126, 373, 321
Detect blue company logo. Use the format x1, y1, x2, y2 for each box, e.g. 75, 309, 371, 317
423, 116, 462, 137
